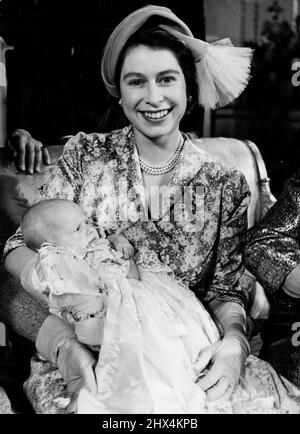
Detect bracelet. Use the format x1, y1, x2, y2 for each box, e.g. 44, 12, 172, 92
70, 310, 101, 323
259, 177, 270, 184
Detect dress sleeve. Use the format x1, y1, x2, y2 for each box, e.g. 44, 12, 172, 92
204, 168, 251, 308
2, 227, 25, 260
3, 133, 86, 260
245, 171, 300, 294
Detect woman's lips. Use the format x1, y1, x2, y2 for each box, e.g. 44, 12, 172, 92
140, 108, 172, 120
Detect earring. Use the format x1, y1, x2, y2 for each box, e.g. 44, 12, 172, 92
187, 96, 192, 102
119, 99, 122, 105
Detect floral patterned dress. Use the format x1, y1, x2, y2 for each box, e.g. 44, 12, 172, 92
4, 126, 300, 413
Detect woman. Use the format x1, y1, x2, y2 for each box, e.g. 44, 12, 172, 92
4, 5, 300, 413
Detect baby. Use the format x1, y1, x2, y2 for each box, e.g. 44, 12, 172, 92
21, 199, 220, 414
21, 198, 139, 347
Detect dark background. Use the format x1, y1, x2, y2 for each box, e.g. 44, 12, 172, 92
0, 0, 205, 146
209, 1, 300, 198
0, 0, 299, 196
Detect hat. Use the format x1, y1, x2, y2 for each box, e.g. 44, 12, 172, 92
101, 5, 253, 109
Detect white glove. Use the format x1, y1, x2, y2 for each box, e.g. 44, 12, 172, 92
196, 333, 250, 402
36, 315, 97, 397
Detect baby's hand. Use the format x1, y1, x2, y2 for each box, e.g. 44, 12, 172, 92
110, 235, 135, 259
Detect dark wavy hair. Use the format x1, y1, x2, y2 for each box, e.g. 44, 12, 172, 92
99, 24, 198, 132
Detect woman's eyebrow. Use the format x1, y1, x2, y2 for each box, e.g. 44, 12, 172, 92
123, 72, 144, 80
123, 69, 180, 80
157, 69, 181, 76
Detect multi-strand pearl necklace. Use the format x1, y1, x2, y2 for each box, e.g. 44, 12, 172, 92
138, 134, 184, 176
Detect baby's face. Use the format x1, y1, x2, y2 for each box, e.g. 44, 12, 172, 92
49, 203, 99, 249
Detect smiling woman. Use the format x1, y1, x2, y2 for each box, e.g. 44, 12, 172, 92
109, 25, 201, 208
115, 24, 198, 135
120, 46, 187, 164
121, 46, 186, 129
3, 5, 300, 414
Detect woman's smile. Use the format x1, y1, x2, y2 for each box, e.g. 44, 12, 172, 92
140, 108, 172, 121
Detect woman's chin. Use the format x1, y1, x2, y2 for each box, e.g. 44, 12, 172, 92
136, 120, 180, 139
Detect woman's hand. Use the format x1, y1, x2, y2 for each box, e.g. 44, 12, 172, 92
195, 335, 249, 402
36, 316, 97, 398
57, 337, 97, 396
6, 128, 51, 173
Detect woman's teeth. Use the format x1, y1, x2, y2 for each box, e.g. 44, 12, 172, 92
143, 109, 169, 119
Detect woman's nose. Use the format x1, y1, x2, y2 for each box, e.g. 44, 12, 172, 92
145, 83, 163, 105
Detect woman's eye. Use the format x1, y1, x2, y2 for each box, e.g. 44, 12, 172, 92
76, 225, 81, 232
160, 76, 176, 85
128, 79, 145, 87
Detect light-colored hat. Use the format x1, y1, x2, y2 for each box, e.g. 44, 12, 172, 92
101, 5, 253, 109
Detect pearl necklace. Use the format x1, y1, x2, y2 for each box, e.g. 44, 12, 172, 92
138, 134, 184, 176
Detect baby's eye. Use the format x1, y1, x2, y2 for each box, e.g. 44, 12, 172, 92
76, 224, 81, 232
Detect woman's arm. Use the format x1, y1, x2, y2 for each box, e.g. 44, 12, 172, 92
2, 229, 48, 341
2, 133, 87, 336
197, 168, 251, 401
4, 132, 101, 388
205, 167, 251, 309
5, 245, 36, 279
4, 246, 98, 393
3, 244, 97, 396
208, 299, 247, 337
36, 315, 97, 396
3, 246, 50, 342
197, 299, 250, 402
245, 172, 300, 296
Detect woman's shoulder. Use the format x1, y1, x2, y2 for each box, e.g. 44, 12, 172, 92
62, 126, 131, 155
185, 137, 250, 203
188, 137, 246, 184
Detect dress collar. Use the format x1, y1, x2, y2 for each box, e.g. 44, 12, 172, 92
112, 125, 207, 220
113, 125, 206, 184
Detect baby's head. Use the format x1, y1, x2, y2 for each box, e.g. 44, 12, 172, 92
21, 199, 98, 251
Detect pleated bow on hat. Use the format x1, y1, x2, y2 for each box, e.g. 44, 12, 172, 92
101, 5, 253, 109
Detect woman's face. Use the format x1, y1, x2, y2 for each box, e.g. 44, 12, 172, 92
119, 45, 187, 140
